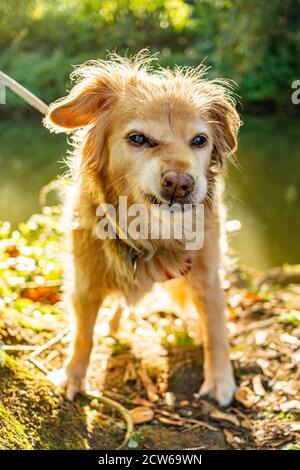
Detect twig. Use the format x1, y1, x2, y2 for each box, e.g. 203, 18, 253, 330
181, 420, 218, 432
3, 345, 38, 351
20, 280, 62, 289
43, 350, 59, 365
29, 328, 69, 358
183, 446, 206, 450
230, 317, 277, 338
81, 391, 134, 450
27, 357, 50, 374
155, 409, 218, 431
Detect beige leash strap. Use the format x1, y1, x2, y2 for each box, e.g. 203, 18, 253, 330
0, 71, 49, 115
101, 204, 143, 255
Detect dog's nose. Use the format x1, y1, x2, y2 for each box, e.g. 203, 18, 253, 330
161, 172, 194, 198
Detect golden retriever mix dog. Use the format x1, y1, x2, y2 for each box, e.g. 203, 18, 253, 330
45, 51, 240, 406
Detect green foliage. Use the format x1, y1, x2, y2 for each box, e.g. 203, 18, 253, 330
127, 431, 144, 449
1, 0, 299, 112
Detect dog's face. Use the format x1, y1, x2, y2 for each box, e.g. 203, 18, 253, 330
107, 83, 213, 206
46, 55, 240, 208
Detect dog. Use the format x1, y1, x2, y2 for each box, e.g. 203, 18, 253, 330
45, 51, 241, 406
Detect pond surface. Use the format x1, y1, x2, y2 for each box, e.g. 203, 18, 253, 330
0, 115, 299, 270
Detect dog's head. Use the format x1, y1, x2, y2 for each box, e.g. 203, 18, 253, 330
46, 52, 240, 207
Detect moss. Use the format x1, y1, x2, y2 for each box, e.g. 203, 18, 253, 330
0, 402, 33, 450
0, 354, 90, 449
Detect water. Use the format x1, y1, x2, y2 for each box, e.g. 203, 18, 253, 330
0, 115, 299, 270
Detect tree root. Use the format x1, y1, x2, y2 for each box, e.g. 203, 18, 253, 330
81, 391, 134, 450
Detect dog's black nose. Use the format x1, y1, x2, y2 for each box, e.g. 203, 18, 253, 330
161, 172, 194, 198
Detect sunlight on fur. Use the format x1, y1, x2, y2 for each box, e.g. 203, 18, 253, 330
44, 50, 241, 407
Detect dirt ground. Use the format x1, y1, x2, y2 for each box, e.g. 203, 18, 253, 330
1, 258, 300, 449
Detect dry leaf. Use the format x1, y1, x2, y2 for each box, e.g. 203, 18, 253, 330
252, 375, 265, 397
255, 330, 268, 345
235, 386, 259, 408
241, 419, 251, 430
210, 409, 240, 427
158, 416, 184, 427
131, 397, 153, 408
290, 422, 300, 432
280, 333, 298, 345
5, 245, 19, 257
227, 306, 239, 320
165, 391, 176, 407
242, 292, 264, 306
138, 368, 159, 403
179, 400, 189, 407
156, 409, 181, 419
129, 406, 154, 424
223, 429, 235, 445
22, 285, 60, 304
280, 400, 300, 413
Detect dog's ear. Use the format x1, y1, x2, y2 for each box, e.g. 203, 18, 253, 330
45, 65, 121, 131
210, 93, 241, 165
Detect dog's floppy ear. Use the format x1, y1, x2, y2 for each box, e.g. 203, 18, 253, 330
210, 91, 241, 164
45, 64, 121, 131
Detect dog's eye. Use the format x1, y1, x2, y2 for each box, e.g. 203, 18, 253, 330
191, 135, 207, 148
128, 133, 147, 146
128, 133, 157, 148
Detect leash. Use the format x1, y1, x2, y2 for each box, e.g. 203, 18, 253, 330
0, 71, 49, 115
1, 71, 145, 278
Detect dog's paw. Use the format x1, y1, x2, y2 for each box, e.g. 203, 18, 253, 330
47, 367, 86, 401
199, 367, 237, 407
65, 373, 86, 401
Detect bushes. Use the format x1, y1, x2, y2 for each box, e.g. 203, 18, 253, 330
0, 0, 299, 113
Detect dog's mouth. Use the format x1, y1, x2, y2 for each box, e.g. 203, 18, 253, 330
143, 191, 195, 208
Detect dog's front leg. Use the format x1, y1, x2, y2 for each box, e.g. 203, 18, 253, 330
189, 271, 236, 407
64, 286, 104, 400
62, 228, 106, 400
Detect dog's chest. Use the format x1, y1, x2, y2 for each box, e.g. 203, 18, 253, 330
120, 249, 193, 304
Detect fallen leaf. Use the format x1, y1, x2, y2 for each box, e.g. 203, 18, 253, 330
223, 429, 235, 445
156, 409, 181, 419
5, 245, 19, 257
243, 292, 264, 305
22, 285, 60, 304
280, 333, 298, 345
235, 386, 260, 408
158, 416, 184, 426
241, 419, 251, 430
129, 406, 154, 424
138, 368, 159, 402
131, 397, 153, 408
290, 422, 300, 432
210, 409, 240, 427
227, 306, 239, 320
280, 400, 300, 413
255, 330, 268, 345
252, 375, 265, 397
165, 391, 176, 408
179, 400, 189, 407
